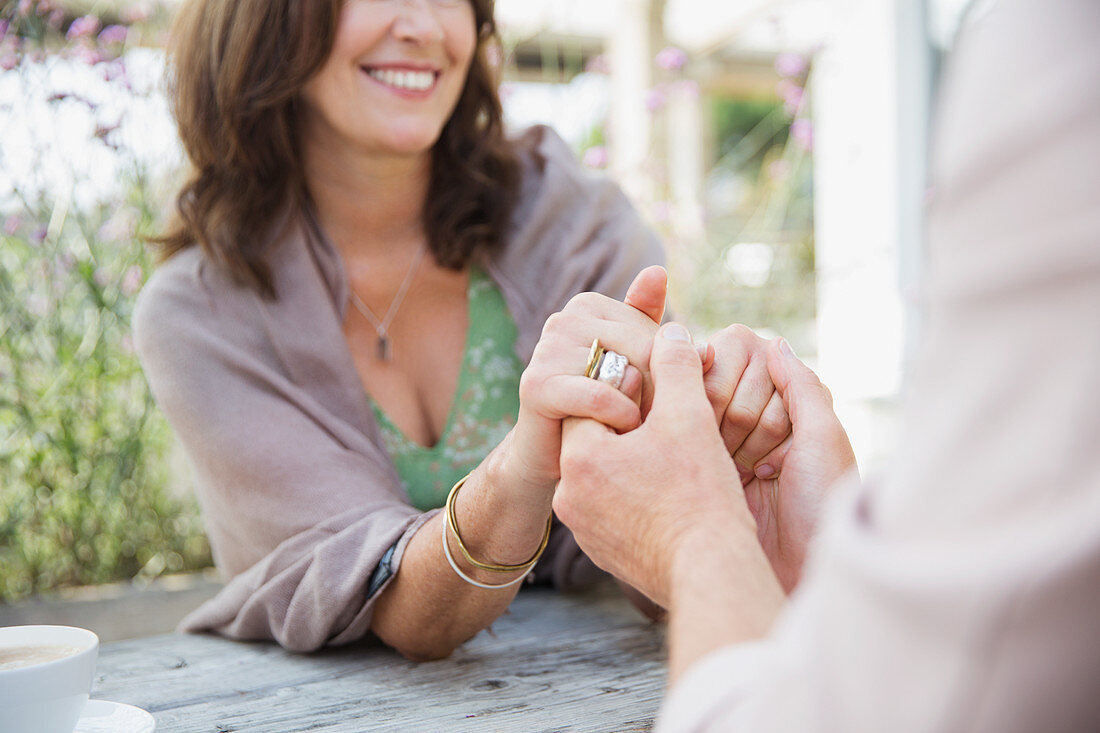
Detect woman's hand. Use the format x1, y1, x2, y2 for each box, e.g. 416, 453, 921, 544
702, 325, 793, 485
498, 267, 674, 499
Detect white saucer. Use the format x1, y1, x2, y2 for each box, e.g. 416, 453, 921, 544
74, 699, 156, 733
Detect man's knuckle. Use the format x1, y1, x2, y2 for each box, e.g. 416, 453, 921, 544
760, 411, 791, 440
727, 323, 756, 343
704, 378, 731, 405
724, 402, 758, 431
551, 490, 573, 524
560, 441, 597, 480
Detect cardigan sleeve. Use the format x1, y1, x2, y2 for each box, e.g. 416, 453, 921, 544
133, 251, 430, 652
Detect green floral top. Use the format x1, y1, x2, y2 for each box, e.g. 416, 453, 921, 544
372, 268, 523, 511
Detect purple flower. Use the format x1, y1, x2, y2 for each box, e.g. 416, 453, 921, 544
47, 9, 65, 30
121, 265, 144, 296
0, 52, 17, 71
0, 20, 9, 39
645, 87, 667, 113
71, 43, 104, 65
3, 215, 22, 236
582, 146, 608, 169
66, 15, 100, 41
790, 118, 813, 151
17, 0, 32, 15
655, 46, 688, 71
778, 80, 804, 116
775, 53, 808, 79
585, 54, 610, 74
33, 226, 49, 244
98, 25, 128, 46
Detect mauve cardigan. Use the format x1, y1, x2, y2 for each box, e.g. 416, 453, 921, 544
133, 126, 665, 651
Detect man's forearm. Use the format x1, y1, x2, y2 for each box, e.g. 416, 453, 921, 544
667, 524, 786, 683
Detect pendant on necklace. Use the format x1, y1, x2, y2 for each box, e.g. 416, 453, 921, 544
376, 334, 392, 361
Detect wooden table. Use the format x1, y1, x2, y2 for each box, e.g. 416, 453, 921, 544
91, 583, 668, 732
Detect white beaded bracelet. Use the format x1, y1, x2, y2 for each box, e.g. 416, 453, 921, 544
440, 516, 531, 590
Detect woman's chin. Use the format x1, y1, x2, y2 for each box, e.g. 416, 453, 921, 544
375, 127, 446, 158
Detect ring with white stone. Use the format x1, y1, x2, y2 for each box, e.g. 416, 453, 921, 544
594, 350, 628, 391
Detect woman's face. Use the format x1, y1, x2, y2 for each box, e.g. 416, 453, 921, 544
301, 0, 478, 159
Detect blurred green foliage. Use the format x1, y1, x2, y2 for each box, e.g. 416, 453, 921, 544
674, 95, 816, 347
0, 177, 212, 603
710, 96, 791, 171
1, 0, 210, 603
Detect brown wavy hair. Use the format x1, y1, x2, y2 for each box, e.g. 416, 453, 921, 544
157, 0, 520, 298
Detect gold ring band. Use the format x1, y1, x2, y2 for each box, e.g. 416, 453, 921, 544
584, 338, 605, 379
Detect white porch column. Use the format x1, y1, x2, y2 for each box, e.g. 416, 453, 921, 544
811, 0, 931, 472
609, 0, 653, 202
666, 80, 706, 248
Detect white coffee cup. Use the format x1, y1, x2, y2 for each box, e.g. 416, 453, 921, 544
0, 625, 99, 733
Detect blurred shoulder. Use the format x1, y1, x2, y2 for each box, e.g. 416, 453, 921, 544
132, 245, 259, 361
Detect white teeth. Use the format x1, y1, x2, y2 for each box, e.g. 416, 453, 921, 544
367, 68, 435, 92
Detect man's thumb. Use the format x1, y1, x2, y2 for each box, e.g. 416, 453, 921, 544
649, 322, 710, 419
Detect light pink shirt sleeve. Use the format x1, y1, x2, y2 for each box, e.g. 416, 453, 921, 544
658, 1, 1100, 730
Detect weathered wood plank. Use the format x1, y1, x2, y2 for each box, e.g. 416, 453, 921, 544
92, 583, 669, 732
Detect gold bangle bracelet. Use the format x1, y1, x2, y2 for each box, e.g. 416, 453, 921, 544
445, 472, 553, 573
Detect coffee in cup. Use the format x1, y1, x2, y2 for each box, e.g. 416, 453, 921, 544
0, 643, 85, 671
0, 625, 99, 733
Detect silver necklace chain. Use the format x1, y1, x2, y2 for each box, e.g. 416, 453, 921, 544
348, 243, 428, 361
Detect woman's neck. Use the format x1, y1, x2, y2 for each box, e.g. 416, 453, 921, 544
303, 135, 432, 261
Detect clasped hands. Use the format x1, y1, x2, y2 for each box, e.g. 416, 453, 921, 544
543, 266, 858, 613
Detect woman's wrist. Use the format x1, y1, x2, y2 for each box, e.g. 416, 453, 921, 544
489, 427, 559, 501
453, 443, 555, 568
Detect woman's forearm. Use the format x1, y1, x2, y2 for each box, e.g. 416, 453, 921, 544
369, 438, 554, 660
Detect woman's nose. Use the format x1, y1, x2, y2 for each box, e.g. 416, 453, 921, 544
392, 0, 446, 45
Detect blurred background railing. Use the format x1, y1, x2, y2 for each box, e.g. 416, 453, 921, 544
1, 0, 971, 613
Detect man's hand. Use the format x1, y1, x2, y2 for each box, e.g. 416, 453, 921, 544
554, 322, 757, 608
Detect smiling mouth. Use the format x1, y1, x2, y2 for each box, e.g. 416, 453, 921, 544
362, 67, 439, 93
